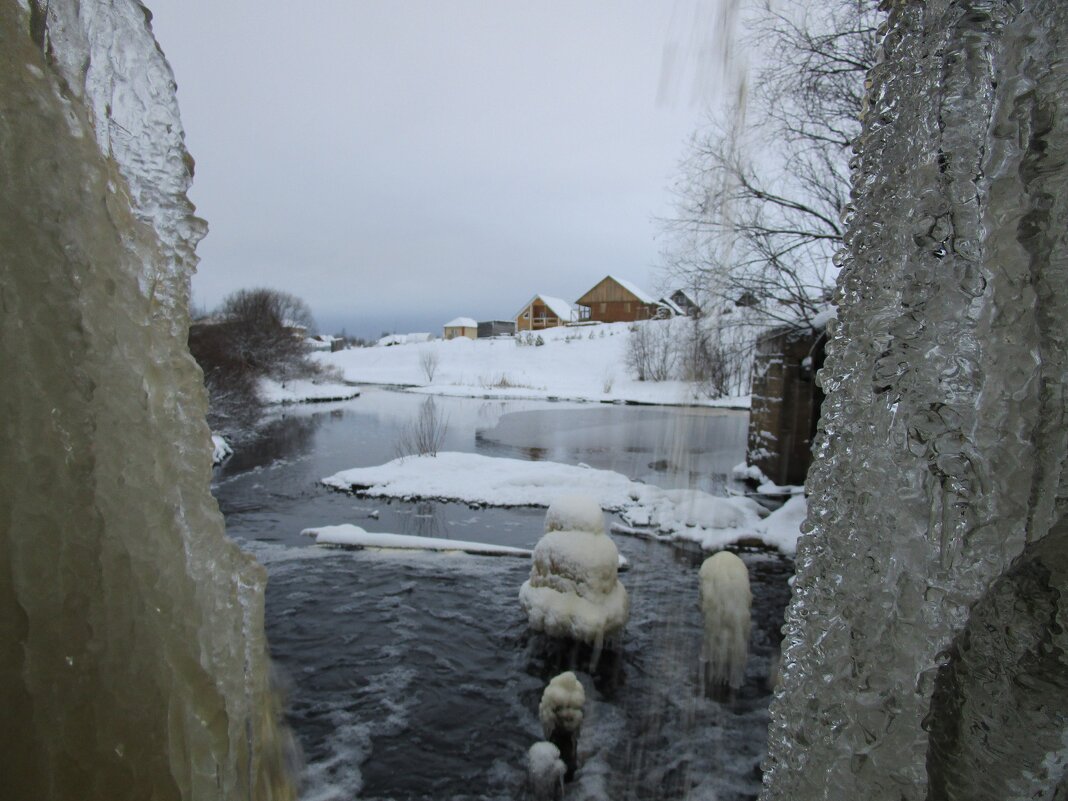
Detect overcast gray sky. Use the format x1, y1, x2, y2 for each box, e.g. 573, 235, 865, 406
147, 1, 738, 338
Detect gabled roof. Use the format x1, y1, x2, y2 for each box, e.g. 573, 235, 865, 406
659, 297, 684, 316
576, 275, 657, 306
444, 317, 478, 328
515, 294, 575, 321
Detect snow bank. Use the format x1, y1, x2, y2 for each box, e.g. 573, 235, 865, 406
323, 452, 805, 553
304, 525, 532, 558
699, 552, 752, 691
318, 321, 750, 408
258, 377, 361, 405
519, 495, 629, 648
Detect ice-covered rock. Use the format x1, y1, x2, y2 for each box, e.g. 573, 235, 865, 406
519, 495, 629, 650
527, 741, 566, 800
538, 671, 585, 781
211, 433, 233, 465
0, 2, 294, 797
699, 552, 752, 692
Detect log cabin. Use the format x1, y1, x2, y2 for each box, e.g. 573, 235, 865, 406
575, 276, 661, 323
515, 295, 575, 331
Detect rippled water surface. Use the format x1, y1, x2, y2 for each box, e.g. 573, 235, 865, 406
215, 388, 791, 800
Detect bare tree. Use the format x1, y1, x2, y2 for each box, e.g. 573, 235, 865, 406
419, 349, 439, 383
663, 0, 881, 331
626, 321, 677, 382
218, 287, 316, 378
395, 397, 449, 458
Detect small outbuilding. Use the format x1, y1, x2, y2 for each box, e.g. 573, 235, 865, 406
746, 325, 828, 485
669, 289, 701, 317
477, 320, 516, 338
515, 295, 575, 331
576, 276, 660, 323
443, 317, 478, 340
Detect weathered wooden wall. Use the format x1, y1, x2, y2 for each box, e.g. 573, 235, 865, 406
747, 328, 826, 486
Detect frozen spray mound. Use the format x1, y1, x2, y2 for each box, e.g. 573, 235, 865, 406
519, 495, 629, 649
699, 552, 752, 692
538, 670, 586, 781
762, 1, 1068, 799
0, 2, 293, 798
527, 741, 566, 801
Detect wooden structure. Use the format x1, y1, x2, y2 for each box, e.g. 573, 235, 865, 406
576, 276, 660, 323
477, 320, 516, 338
746, 326, 827, 486
443, 317, 477, 340
669, 289, 701, 317
515, 294, 574, 331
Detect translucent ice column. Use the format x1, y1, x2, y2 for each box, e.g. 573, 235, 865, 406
0, 2, 294, 798
762, 0, 1068, 799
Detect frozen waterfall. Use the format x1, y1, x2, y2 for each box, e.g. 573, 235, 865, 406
0, 2, 294, 798
762, 1, 1068, 799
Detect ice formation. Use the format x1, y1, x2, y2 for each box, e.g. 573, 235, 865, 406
519, 495, 629, 650
0, 2, 293, 798
698, 552, 752, 692
527, 741, 566, 801
762, 1, 1068, 799
539, 671, 586, 780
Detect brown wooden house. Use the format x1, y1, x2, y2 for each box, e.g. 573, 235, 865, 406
576, 276, 660, 323
515, 294, 575, 331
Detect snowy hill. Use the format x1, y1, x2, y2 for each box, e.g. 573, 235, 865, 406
317, 320, 749, 408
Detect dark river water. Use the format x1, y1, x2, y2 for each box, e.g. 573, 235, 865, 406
213, 388, 792, 801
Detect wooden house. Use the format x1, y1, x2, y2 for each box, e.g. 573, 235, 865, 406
669, 289, 701, 317
576, 276, 660, 323
515, 295, 575, 331
443, 317, 478, 340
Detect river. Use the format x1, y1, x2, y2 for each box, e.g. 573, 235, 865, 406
213, 387, 792, 801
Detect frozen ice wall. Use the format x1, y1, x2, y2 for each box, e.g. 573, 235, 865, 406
762, 1, 1068, 799
0, 2, 294, 799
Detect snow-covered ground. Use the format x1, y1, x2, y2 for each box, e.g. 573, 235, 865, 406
316, 321, 749, 408
258, 376, 361, 405
323, 452, 806, 554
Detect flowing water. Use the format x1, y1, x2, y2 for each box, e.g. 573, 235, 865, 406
215, 388, 791, 800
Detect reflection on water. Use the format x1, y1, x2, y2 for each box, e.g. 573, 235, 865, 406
212, 388, 787, 800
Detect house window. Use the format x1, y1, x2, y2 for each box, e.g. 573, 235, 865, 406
625, 302, 631, 313
523, 312, 529, 319
600, 303, 607, 314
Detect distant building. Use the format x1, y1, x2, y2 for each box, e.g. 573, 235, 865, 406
443, 317, 478, 340
576, 276, 660, 323
669, 289, 701, 317
477, 320, 516, 338
515, 294, 575, 331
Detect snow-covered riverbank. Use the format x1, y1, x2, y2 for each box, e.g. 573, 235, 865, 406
316, 321, 750, 408
323, 452, 804, 554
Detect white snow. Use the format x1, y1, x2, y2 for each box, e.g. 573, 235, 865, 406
304, 525, 533, 557
376, 333, 433, 347
544, 494, 606, 535
527, 742, 566, 800
699, 552, 752, 690
519, 495, 629, 647
258, 377, 361, 405
317, 320, 749, 408
443, 317, 477, 329
323, 452, 805, 554
539, 671, 585, 736
211, 433, 232, 465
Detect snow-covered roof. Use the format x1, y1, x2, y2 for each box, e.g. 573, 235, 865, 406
659, 297, 684, 316
516, 294, 575, 322
605, 276, 656, 305
444, 317, 478, 329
